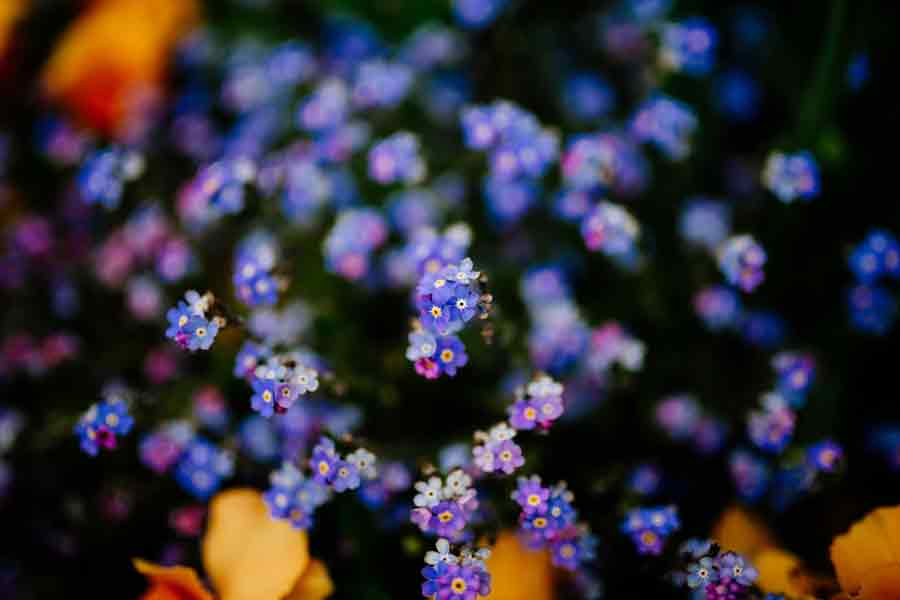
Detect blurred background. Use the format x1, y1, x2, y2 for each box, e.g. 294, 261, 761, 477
2, 0, 900, 598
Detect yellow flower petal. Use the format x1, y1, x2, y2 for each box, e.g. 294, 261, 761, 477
753, 549, 817, 599
485, 531, 555, 600
133, 558, 214, 600
831, 506, 900, 598
283, 559, 334, 600
202, 488, 310, 600
711, 506, 776, 559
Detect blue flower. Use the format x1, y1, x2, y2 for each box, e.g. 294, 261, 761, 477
184, 316, 219, 351
717, 552, 758, 586
250, 378, 277, 417
686, 556, 719, 588
449, 287, 480, 323
174, 438, 233, 500
434, 336, 468, 377
165, 301, 192, 340
332, 459, 361, 492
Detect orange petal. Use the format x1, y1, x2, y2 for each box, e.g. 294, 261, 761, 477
711, 506, 775, 559
831, 506, 900, 597
202, 488, 310, 600
859, 564, 900, 600
133, 559, 214, 600
284, 559, 334, 600
753, 549, 817, 599
485, 531, 555, 600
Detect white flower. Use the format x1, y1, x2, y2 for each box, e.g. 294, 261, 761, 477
413, 476, 443, 508
527, 375, 563, 400
472, 444, 495, 473
488, 422, 516, 443
292, 365, 319, 394
443, 469, 472, 499
424, 538, 459, 566
347, 448, 377, 480
184, 290, 209, 316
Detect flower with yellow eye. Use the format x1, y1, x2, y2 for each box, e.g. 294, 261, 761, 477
184, 315, 219, 351
428, 500, 466, 537
250, 378, 277, 417
309, 437, 338, 486
74, 394, 134, 456
512, 475, 550, 514
434, 335, 468, 377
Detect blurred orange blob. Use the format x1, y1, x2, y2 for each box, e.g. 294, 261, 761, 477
135, 488, 334, 600
0, 0, 30, 56
485, 531, 555, 600
831, 505, 900, 600
42, 0, 198, 138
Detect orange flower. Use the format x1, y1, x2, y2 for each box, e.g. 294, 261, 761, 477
0, 0, 29, 56
831, 505, 900, 600
135, 488, 334, 600
485, 531, 555, 600
42, 0, 198, 137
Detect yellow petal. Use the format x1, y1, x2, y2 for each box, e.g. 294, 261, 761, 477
485, 531, 555, 600
859, 565, 900, 600
831, 507, 900, 592
133, 558, 214, 600
831, 506, 900, 597
202, 488, 310, 600
711, 506, 775, 559
753, 549, 817, 600
284, 559, 334, 600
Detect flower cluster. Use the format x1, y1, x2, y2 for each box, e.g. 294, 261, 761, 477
248, 350, 320, 417
322, 208, 388, 281
165, 290, 223, 351
233, 231, 281, 308
411, 468, 477, 540
507, 375, 565, 431
407, 257, 484, 379
174, 437, 235, 500
718, 234, 766, 292
461, 100, 559, 180
580, 201, 641, 262
630, 95, 697, 161
679, 542, 759, 600
762, 150, 820, 203
263, 461, 330, 529
420, 538, 492, 600
659, 17, 718, 76
368, 131, 427, 185
621, 505, 680, 555
847, 229, 899, 335
655, 395, 728, 455
74, 392, 134, 456
77, 147, 145, 209
309, 436, 378, 493
513, 477, 596, 571
472, 423, 525, 475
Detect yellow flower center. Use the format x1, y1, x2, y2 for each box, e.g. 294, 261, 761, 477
560, 544, 575, 559
434, 279, 446, 288
451, 578, 466, 593
105, 414, 119, 427
641, 531, 658, 545
262, 390, 272, 402
440, 349, 454, 363
318, 461, 330, 476
195, 327, 206, 337
527, 494, 541, 506
438, 511, 454, 523
178, 315, 188, 327
281, 387, 291, 397
500, 450, 512, 461
431, 306, 442, 317
339, 467, 349, 477
524, 407, 537, 419
533, 517, 547, 529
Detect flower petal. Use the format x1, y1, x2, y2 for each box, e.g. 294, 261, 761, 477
711, 506, 775, 558
202, 488, 310, 600
284, 559, 334, 600
133, 558, 214, 600
485, 531, 555, 600
831, 505, 900, 597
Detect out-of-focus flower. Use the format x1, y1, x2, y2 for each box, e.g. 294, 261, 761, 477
484, 531, 555, 600
831, 505, 900, 599
135, 488, 333, 600
42, 0, 199, 137
0, 0, 29, 57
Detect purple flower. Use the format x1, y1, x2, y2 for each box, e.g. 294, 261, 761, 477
512, 476, 549, 514
250, 378, 277, 417
492, 439, 524, 474
428, 500, 466, 537
332, 459, 361, 492
717, 552, 758, 586
507, 399, 540, 430
310, 438, 339, 484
